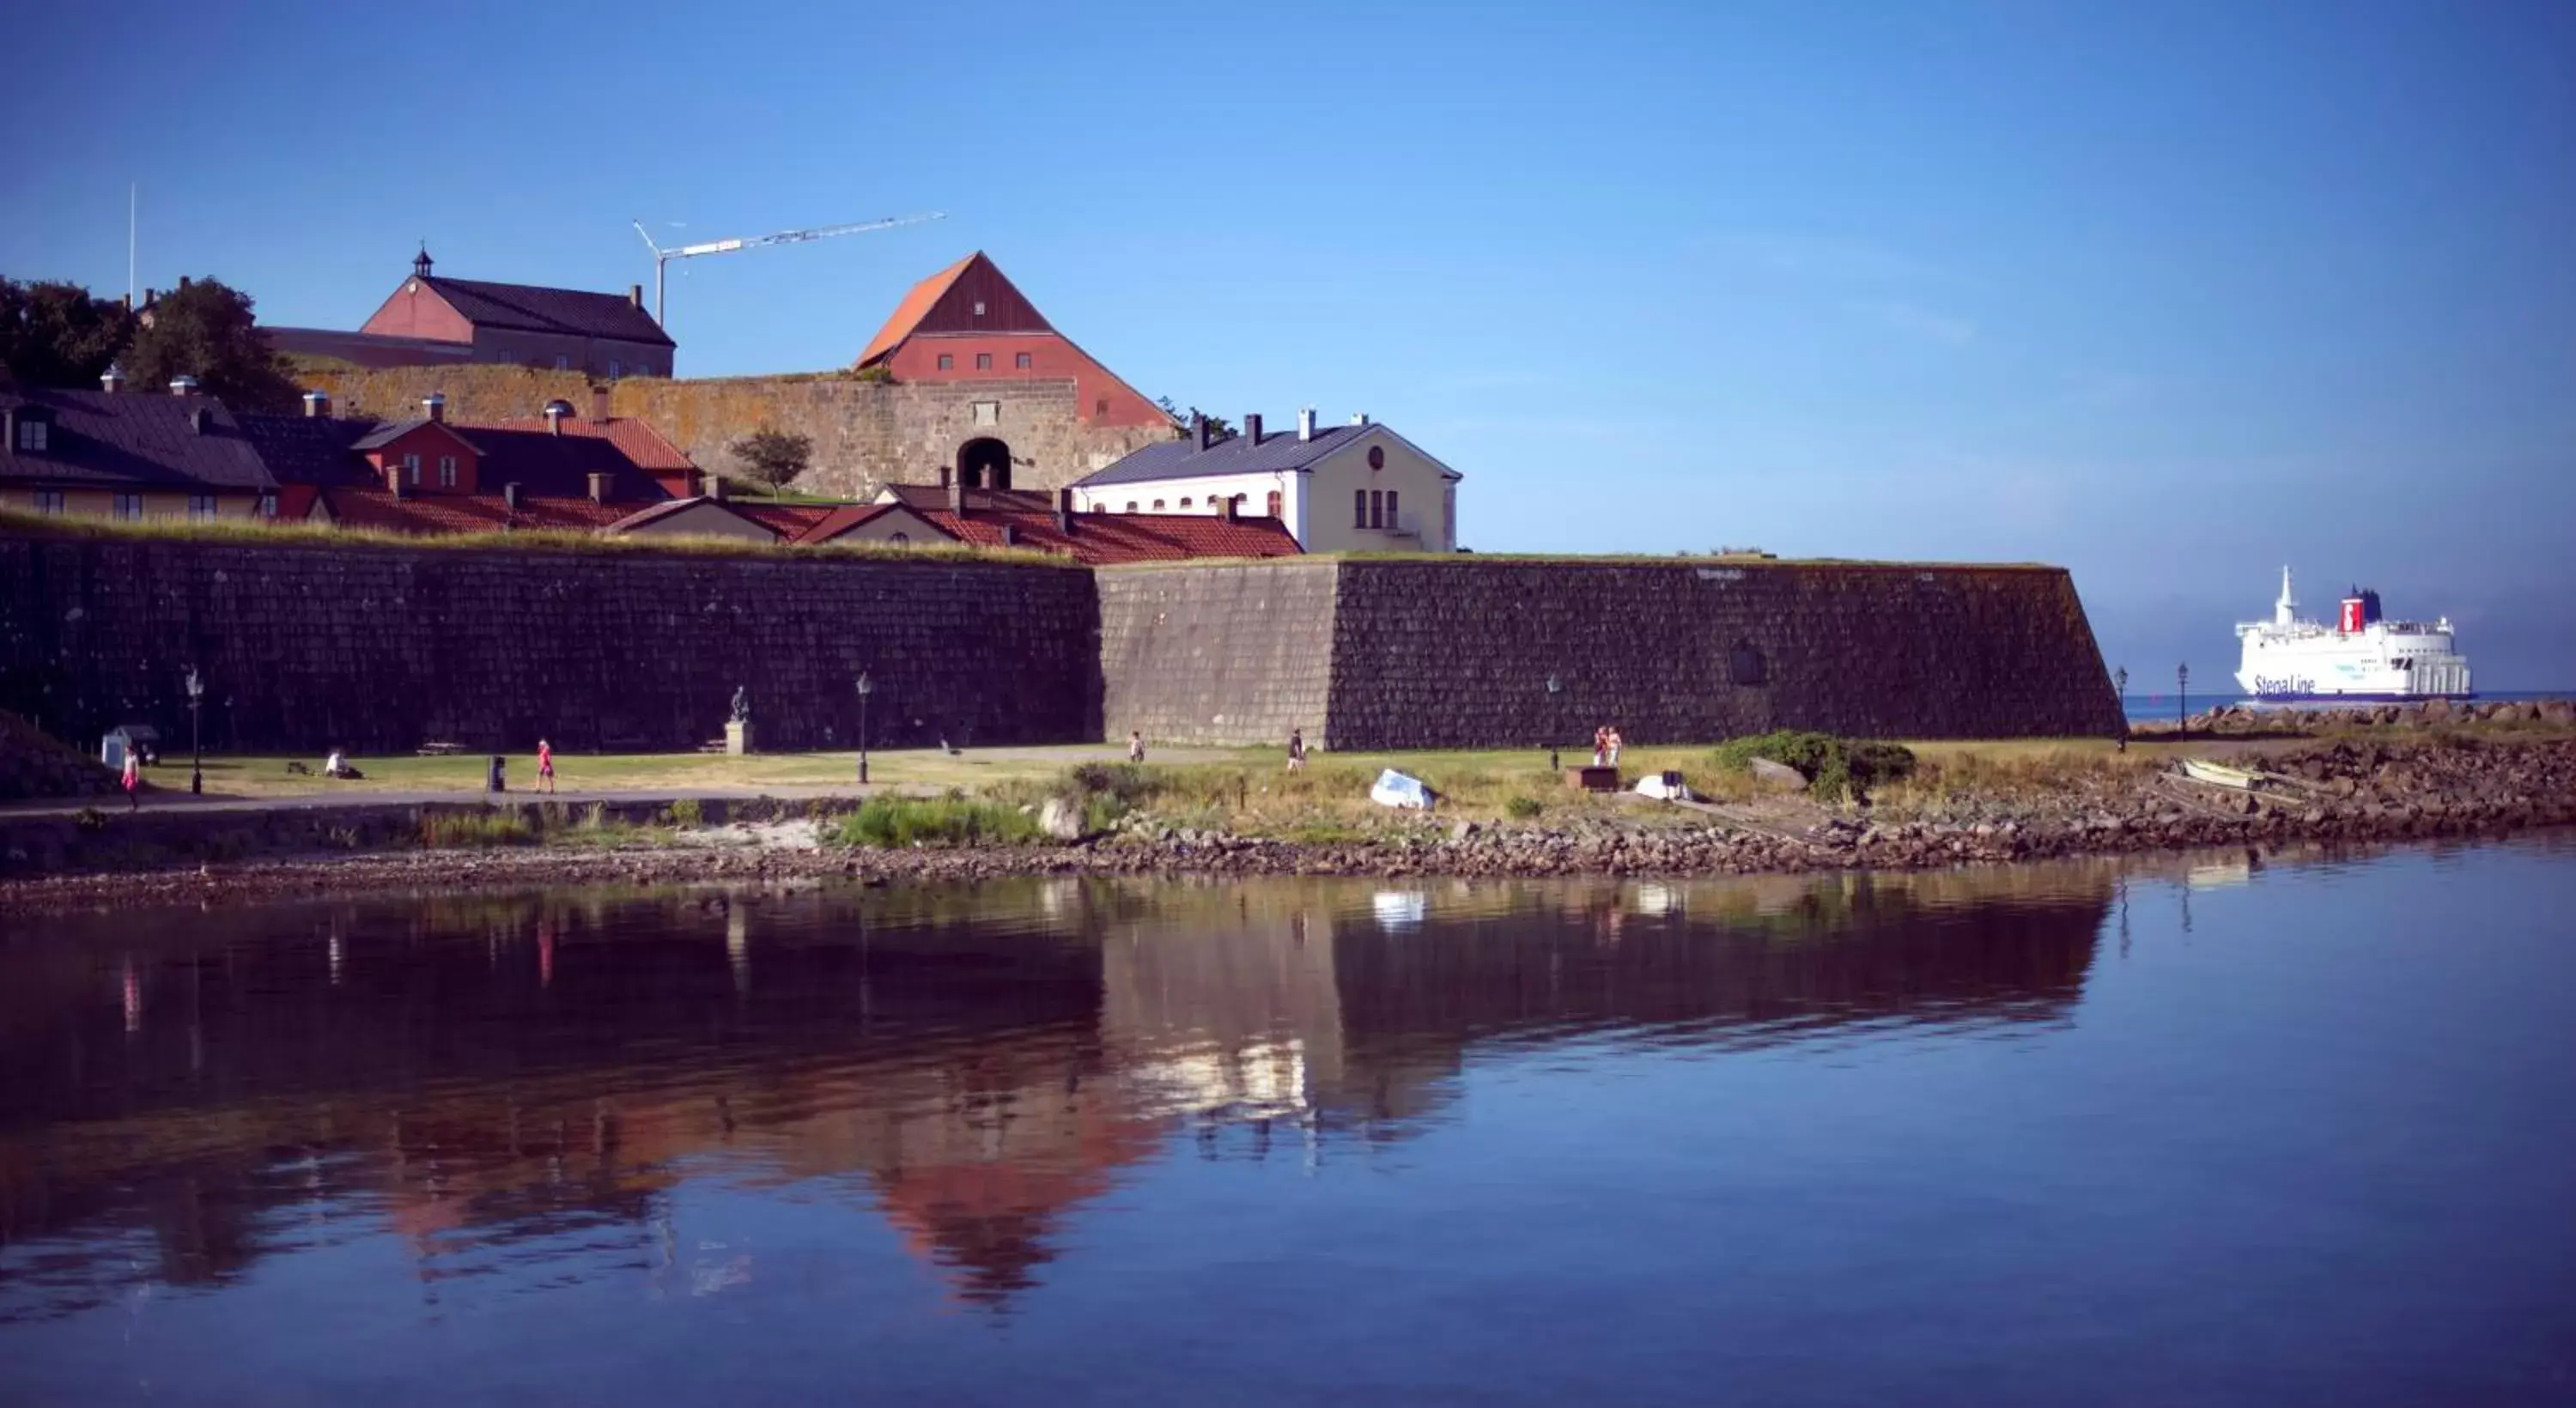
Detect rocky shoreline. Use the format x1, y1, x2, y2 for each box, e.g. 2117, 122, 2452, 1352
4, 734, 2570, 915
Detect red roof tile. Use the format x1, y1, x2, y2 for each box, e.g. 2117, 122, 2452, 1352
477, 416, 695, 473
878, 487, 1300, 565
319, 489, 634, 536
857, 253, 980, 367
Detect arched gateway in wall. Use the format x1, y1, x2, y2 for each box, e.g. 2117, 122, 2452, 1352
958, 437, 1012, 490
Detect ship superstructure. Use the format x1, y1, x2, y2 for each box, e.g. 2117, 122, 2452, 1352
2234, 567, 2470, 700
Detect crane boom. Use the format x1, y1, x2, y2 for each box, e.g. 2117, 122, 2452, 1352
631, 211, 946, 332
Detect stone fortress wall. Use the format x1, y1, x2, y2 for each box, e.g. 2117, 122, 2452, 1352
1100, 558, 2123, 749
303, 364, 1174, 501
0, 536, 1100, 755
0, 535, 2122, 758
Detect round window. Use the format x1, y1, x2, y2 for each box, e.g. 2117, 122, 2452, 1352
1368, 446, 1385, 470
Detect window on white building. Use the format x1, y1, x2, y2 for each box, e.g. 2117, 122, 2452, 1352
188, 494, 218, 521
1179, 497, 1193, 509
34, 489, 64, 515
15, 420, 46, 452
258, 494, 278, 519
1386, 490, 1400, 530
554, 355, 570, 370
113, 493, 143, 520
1354, 489, 1367, 528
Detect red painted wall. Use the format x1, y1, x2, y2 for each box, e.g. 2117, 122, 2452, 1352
359, 279, 476, 343
880, 334, 1166, 428
362, 423, 483, 495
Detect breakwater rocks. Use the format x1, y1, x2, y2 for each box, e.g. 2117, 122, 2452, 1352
6, 737, 2572, 913
2135, 698, 2575, 737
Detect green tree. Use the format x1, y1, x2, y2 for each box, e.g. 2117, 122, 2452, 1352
1155, 396, 1234, 441
0, 278, 133, 388
118, 277, 299, 412
728, 427, 813, 497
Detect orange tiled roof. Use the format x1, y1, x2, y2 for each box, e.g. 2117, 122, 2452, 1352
477, 415, 695, 473
878, 486, 1301, 565
855, 252, 980, 367
319, 488, 635, 536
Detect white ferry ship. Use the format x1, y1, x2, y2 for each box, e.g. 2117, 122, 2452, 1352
2235, 568, 2471, 701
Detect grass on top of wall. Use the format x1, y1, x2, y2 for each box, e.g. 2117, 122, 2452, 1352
1095, 551, 2065, 572
0, 507, 1071, 566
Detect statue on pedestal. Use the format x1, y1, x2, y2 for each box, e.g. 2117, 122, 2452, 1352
730, 686, 751, 725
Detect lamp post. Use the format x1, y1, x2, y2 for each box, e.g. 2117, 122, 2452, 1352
1545, 674, 1563, 771
2114, 666, 2129, 752
2177, 662, 2190, 740
854, 671, 874, 786
185, 665, 204, 796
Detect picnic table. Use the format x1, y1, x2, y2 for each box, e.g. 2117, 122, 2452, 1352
416, 742, 466, 756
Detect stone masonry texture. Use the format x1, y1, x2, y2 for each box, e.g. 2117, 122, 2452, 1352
1323, 560, 2124, 748
306, 365, 1174, 501
0, 535, 1100, 755
1097, 561, 1340, 746
0, 539, 2119, 760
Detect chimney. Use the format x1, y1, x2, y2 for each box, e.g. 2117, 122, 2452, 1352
178, 276, 191, 291
1193, 413, 1212, 452
189, 406, 210, 436
1219, 495, 1238, 524
589, 388, 611, 421
1000, 523, 1019, 547
1243, 413, 1263, 446
938, 464, 952, 489
422, 391, 447, 424
302, 389, 330, 417
705, 476, 726, 501
100, 364, 125, 394
948, 475, 969, 515
587, 471, 611, 504
542, 399, 569, 434
168, 373, 198, 397
392, 467, 412, 499
629, 283, 644, 309
1056, 488, 1077, 535
1297, 407, 1316, 441
1350, 411, 1370, 427
503, 482, 522, 513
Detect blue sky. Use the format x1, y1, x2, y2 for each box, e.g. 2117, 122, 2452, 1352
8, 0, 2572, 686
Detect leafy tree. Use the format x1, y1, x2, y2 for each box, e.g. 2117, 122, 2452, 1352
0, 278, 133, 388
119, 277, 299, 411
1155, 396, 1234, 441
728, 427, 813, 497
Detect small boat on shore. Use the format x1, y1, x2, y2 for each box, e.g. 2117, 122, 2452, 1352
2179, 759, 2262, 791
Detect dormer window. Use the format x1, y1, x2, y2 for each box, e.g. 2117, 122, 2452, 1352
11, 410, 51, 452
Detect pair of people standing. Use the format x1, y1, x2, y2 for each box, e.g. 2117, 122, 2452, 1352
1591, 725, 1624, 768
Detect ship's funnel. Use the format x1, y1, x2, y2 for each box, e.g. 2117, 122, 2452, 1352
2275, 566, 2296, 628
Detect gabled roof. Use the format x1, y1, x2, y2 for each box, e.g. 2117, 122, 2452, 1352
477, 415, 694, 473
875, 487, 1302, 565
0, 388, 276, 491
605, 497, 779, 537
1072, 420, 1465, 489
234, 414, 385, 488
856, 252, 1054, 367
316, 488, 635, 535
349, 418, 485, 453
419, 276, 674, 348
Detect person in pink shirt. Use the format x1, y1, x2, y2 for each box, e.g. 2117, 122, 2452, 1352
537, 739, 557, 795
121, 749, 141, 811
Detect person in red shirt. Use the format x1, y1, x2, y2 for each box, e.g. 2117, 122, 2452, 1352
537, 739, 556, 795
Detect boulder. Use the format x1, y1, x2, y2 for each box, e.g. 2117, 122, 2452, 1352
1037, 797, 1084, 842
1748, 757, 1809, 792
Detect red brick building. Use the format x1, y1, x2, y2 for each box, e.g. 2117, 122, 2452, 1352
264, 250, 675, 379
855, 253, 1167, 489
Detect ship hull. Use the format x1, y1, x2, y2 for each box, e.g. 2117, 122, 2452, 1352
2239, 690, 2477, 703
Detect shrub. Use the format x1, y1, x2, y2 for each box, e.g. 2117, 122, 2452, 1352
1505, 795, 1545, 820
73, 806, 107, 833
833, 796, 1042, 848
665, 798, 704, 828
421, 808, 533, 847
1710, 731, 1915, 803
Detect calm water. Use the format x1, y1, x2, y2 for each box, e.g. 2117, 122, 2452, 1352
4, 841, 2573, 1405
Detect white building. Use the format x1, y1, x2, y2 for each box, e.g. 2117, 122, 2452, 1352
1067, 410, 1461, 553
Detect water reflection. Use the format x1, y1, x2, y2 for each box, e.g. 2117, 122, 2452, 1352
0, 868, 2115, 1319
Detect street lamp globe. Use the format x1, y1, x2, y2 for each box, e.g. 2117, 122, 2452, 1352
854, 672, 875, 785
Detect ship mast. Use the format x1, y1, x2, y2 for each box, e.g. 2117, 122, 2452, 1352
2274, 566, 2296, 627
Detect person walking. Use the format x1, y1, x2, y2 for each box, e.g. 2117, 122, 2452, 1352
1606, 725, 1624, 768
1287, 727, 1307, 772
1591, 725, 1610, 768
121, 747, 141, 812
1127, 730, 1146, 764
487, 754, 507, 794
537, 739, 556, 795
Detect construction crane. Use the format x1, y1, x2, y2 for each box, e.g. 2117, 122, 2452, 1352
632, 211, 945, 331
